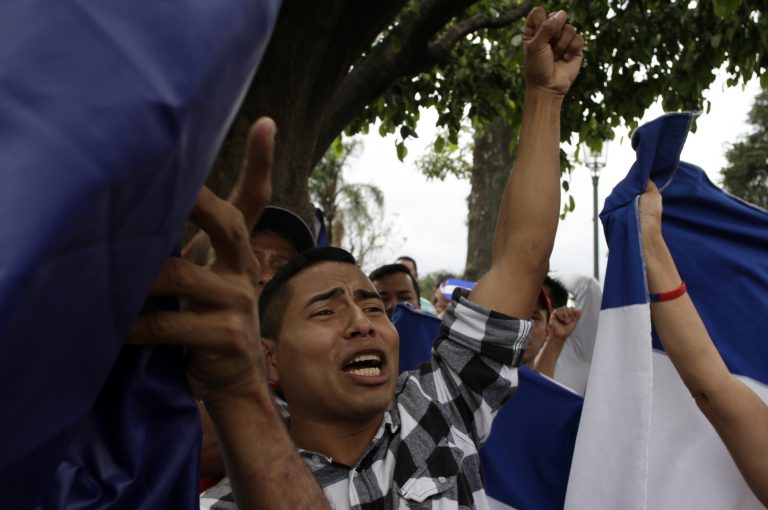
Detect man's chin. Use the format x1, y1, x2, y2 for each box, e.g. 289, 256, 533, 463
342, 388, 395, 420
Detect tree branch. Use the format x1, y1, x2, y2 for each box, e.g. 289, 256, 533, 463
315, 0, 532, 166
428, 0, 531, 61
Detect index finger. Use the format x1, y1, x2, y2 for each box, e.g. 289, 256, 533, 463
190, 187, 254, 274
523, 6, 546, 40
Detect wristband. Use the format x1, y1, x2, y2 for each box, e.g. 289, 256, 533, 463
650, 281, 687, 302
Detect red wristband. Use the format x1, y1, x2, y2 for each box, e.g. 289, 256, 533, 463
650, 281, 687, 302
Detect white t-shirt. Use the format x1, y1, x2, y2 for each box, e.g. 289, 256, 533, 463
549, 272, 602, 396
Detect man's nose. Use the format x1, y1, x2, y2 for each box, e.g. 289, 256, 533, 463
258, 264, 277, 286
384, 297, 397, 319
346, 305, 375, 339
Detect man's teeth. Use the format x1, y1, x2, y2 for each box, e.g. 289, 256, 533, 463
348, 367, 381, 376
344, 353, 383, 376
350, 353, 381, 364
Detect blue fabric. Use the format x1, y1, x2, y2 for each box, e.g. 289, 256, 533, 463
391, 304, 441, 372
315, 207, 329, 248
601, 112, 768, 383
0, 1, 281, 508
483, 368, 583, 510
392, 303, 583, 510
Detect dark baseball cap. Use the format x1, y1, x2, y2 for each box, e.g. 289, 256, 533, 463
252, 206, 315, 253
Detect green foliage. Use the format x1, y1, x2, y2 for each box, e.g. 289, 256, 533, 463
713, 0, 743, 18
416, 126, 473, 180
346, 0, 767, 177
721, 88, 768, 209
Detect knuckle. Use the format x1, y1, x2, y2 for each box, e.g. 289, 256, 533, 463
145, 313, 173, 339
165, 258, 194, 290
220, 203, 249, 244
220, 313, 255, 353
231, 286, 257, 311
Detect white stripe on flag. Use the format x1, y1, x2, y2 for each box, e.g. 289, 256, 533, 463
647, 351, 767, 509
565, 304, 768, 509
564, 304, 652, 510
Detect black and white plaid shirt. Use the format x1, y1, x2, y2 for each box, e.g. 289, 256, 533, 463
201, 292, 530, 509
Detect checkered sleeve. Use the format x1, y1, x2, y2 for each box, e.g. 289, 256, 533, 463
430, 289, 530, 445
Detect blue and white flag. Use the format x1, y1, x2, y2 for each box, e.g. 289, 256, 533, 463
0, 1, 280, 508
565, 112, 768, 509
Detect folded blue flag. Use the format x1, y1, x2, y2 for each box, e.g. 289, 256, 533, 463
566, 112, 768, 509
0, 1, 280, 507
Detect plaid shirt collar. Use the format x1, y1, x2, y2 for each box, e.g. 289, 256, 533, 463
297, 400, 401, 468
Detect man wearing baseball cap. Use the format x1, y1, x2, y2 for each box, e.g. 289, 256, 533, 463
250, 205, 315, 291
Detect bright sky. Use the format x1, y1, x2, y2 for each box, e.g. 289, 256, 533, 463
345, 71, 761, 281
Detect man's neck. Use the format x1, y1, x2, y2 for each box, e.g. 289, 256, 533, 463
290, 413, 385, 467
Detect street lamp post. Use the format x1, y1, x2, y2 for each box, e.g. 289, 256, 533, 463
586, 146, 608, 281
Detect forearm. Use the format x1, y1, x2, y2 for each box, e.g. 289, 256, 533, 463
532, 336, 566, 378
493, 88, 562, 265
474, 89, 563, 316
644, 232, 768, 505
198, 402, 226, 478
205, 388, 330, 509
643, 232, 730, 397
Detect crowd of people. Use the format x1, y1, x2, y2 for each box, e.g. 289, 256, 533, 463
136, 6, 768, 509
15, 4, 768, 509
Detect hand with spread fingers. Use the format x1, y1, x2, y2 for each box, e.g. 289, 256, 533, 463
183, 117, 276, 267
523, 7, 585, 97
130, 140, 269, 402
129, 186, 265, 402
129, 117, 330, 508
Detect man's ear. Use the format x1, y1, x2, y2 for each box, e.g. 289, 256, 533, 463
261, 339, 280, 386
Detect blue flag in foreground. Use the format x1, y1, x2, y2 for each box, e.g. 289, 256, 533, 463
0, 1, 280, 508
565, 113, 768, 509
393, 304, 584, 510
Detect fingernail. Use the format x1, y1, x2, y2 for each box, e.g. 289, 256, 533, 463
555, 10, 566, 21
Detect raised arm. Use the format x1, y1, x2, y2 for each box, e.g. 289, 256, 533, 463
469, 7, 584, 318
638, 180, 768, 506
533, 306, 581, 377
130, 118, 329, 509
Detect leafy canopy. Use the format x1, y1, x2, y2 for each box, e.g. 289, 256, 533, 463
346, 0, 767, 167
721, 88, 768, 209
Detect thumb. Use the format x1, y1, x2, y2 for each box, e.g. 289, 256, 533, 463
230, 117, 276, 229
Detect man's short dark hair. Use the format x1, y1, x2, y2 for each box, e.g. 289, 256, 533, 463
259, 247, 357, 339
395, 255, 417, 273
543, 275, 569, 309
368, 264, 421, 303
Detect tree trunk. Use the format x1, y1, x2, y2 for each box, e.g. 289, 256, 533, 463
206, 0, 409, 226
203, 0, 523, 229
464, 117, 515, 280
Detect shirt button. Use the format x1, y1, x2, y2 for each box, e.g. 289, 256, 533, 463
437, 476, 447, 484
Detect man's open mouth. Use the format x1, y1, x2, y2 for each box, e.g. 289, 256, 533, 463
342, 352, 383, 377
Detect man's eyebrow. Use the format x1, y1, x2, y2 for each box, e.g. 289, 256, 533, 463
355, 289, 382, 301
303, 287, 344, 309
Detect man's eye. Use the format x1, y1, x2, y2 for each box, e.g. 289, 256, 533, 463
365, 305, 384, 314
310, 309, 333, 317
